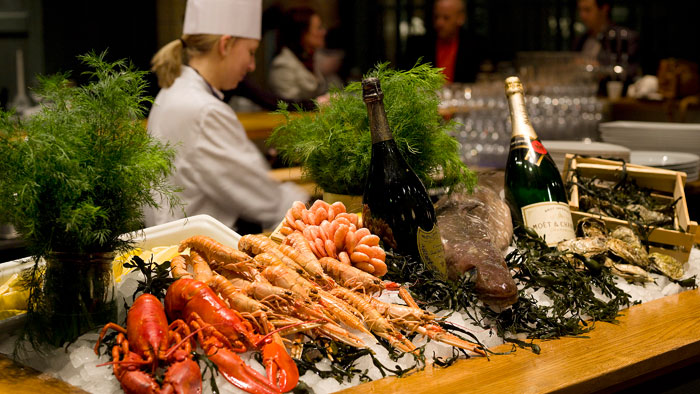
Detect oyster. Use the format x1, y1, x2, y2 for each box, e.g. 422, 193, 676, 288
604, 258, 654, 283
626, 204, 672, 225
556, 236, 608, 270
610, 226, 643, 248
557, 236, 607, 258
576, 217, 608, 238
580, 195, 625, 217
557, 233, 655, 282
649, 252, 685, 281
606, 237, 650, 269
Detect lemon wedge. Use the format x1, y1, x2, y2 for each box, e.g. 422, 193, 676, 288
0, 289, 28, 310
0, 272, 21, 295
151, 245, 180, 265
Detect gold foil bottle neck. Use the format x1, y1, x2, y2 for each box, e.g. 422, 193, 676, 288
504, 76, 537, 138
505, 76, 524, 96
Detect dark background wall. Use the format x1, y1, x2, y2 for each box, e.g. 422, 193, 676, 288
41, 1, 160, 100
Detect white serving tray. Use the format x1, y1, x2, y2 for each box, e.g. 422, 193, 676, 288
0, 215, 241, 333
125, 214, 241, 251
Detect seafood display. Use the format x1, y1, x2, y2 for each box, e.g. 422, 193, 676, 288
89, 214, 488, 394
435, 186, 518, 307
3, 196, 697, 394
557, 217, 686, 283
165, 278, 298, 394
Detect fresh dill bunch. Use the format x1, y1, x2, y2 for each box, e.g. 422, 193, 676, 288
0, 51, 181, 258
269, 62, 476, 195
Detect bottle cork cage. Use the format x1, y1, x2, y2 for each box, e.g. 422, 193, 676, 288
562, 154, 698, 263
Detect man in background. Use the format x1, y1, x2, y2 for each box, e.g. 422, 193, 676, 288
574, 0, 640, 91
402, 0, 487, 83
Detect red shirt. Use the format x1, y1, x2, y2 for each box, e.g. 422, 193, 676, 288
436, 36, 459, 83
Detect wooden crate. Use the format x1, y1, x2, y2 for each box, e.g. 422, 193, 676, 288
562, 154, 698, 263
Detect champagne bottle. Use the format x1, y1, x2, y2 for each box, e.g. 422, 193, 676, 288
361, 77, 447, 277
503, 76, 575, 246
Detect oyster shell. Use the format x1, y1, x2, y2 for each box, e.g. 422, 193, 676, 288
580, 195, 625, 217
606, 237, 650, 269
610, 226, 643, 249
626, 204, 672, 224
605, 258, 654, 283
649, 252, 685, 281
557, 236, 608, 258
576, 217, 608, 238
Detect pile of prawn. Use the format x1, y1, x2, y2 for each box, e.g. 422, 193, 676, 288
279, 200, 388, 276
170, 204, 486, 369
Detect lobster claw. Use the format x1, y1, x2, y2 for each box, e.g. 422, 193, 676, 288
161, 350, 203, 394
261, 339, 299, 393
112, 352, 161, 394
207, 346, 283, 394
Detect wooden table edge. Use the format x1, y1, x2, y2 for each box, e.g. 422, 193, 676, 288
337, 288, 700, 394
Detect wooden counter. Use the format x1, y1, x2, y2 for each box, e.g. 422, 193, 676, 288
2, 287, 700, 393
238, 111, 290, 141
238, 111, 311, 142
339, 288, 700, 394
0, 353, 88, 393
268, 166, 319, 197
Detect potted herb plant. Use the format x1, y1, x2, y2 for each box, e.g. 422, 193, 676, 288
269, 62, 476, 209
0, 52, 181, 348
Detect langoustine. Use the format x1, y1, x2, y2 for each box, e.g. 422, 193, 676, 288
175, 232, 491, 359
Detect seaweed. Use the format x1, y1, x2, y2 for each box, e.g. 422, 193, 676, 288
383, 227, 634, 348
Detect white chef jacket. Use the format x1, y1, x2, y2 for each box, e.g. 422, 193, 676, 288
144, 66, 309, 230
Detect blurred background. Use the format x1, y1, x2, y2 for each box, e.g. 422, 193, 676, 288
2, 0, 699, 106
2, 0, 700, 182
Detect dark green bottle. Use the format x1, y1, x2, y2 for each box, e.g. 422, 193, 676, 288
503, 76, 575, 246
361, 77, 447, 277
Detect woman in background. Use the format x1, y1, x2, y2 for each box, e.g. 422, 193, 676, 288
268, 6, 333, 101
146, 0, 308, 233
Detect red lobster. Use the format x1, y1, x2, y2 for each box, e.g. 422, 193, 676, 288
94, 293, 202, 394
165, 278, 299, 394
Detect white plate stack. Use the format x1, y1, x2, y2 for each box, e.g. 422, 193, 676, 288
630, 151, 700, 182
599, 121, 700, 155
542, 140, 631, 171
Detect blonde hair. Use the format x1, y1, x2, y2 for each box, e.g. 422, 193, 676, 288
151, 34, 236, 88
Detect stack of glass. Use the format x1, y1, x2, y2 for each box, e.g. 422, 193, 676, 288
441, 52, 603, 169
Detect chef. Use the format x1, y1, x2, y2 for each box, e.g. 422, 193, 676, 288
145, 0, 309, 232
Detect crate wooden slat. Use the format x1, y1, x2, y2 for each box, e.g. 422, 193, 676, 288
563, 154, 698, 263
